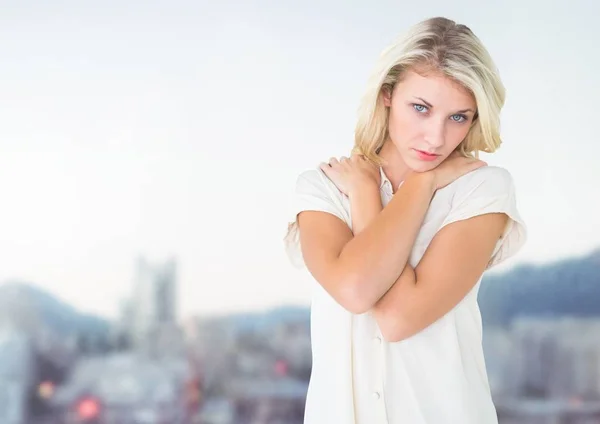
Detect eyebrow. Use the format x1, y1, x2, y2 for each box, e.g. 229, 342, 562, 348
414, 97, 475, 114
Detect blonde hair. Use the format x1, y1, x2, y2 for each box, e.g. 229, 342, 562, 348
353, 16, 505, 164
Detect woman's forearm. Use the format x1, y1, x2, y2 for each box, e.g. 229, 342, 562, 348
348, 180, 419, 331
349, 182, 383, 235
336, 173, 435, 312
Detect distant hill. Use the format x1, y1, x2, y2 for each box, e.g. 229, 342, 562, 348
0, 280, 110, 337
479, 248, 600, 326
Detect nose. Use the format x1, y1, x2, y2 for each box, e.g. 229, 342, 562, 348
424, 122, 445, 149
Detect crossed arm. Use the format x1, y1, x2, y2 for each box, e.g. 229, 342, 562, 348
298, 173, 508, 343
349, 182, 507, 342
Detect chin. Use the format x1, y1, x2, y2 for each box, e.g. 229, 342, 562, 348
406, 158, 441, 173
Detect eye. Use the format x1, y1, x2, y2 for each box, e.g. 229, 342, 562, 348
412, 104, 428, 113
450, 114, 468, 123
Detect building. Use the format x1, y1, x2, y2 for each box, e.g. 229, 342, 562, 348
126, 257, 182, 356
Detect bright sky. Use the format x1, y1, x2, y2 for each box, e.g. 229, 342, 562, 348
0, 0, 598, 319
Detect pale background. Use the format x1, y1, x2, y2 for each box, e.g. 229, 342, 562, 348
0, 0, 598, 319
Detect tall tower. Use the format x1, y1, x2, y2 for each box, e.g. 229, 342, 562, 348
155, 258, 177, 324
130, 256, 179, 354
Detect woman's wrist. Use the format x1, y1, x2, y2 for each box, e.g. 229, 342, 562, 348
347, 178, 380, 199
405, 171, 437, 197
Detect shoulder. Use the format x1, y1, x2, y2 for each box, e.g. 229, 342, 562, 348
448, 165, 516, 200
438, 165, 527, 268
455, 165, 514, 188
290, 162, 349, 221
438, 165, 523, 228
294, 165, 345, 200
295, 167, 325, 187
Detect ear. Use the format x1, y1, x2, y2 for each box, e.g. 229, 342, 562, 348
382, 86, 393, 107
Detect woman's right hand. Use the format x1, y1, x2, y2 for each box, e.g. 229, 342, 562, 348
427, 152, 487, 190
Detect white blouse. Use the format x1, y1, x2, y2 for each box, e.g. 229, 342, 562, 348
286, 164, 527, 424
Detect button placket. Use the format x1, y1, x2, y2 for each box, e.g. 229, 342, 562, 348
372, 332, 389, 423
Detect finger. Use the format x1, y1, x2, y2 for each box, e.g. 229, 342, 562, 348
329, 157, 339, 166
319, 162, 332, 173
339, 156, 348, 162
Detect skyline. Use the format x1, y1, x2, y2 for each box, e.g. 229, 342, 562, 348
3, 245, 599, 322
1, 1, 599, 319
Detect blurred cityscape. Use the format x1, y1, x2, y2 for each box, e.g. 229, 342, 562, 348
0, 248, 599, 424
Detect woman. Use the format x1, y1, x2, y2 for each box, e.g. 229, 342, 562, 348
285, 16, 527, 424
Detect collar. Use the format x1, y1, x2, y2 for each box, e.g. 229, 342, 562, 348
379, 167, 393, 191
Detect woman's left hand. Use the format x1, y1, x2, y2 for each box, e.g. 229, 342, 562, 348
319, 154, 381, 196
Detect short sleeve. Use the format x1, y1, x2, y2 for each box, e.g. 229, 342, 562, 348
440, 166, 527, 269
284, 168, 349, 268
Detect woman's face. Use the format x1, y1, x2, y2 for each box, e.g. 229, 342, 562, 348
383, 70, 477, 172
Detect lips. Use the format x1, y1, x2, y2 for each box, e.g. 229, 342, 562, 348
413, 149, 440, 161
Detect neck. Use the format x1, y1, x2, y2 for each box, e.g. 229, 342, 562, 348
378, 140, 412, 192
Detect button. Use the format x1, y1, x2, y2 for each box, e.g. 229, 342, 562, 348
372, 391, 381, 400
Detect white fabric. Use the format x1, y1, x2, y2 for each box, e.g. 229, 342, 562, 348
286, 165, 527, 424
